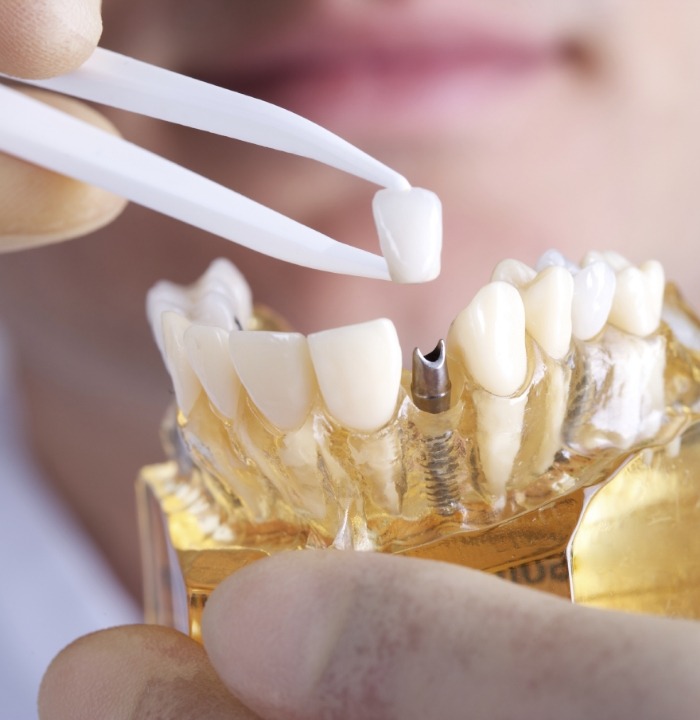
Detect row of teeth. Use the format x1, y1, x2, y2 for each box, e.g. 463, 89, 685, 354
149, 250, 665, 434
149, 251, 668, 506
148, 258, 402, 433
457, 249, 665, 397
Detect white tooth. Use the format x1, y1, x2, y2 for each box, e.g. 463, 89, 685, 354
161, 311, 202, 415
582, 250, 630, 272
184, 324, 242, 419
581, 250, 604, 268
308, 319, 402, 432
572, 261, 616, 340
603, 251, 632, 272
197, 258, 253, 327
191, 290, 240, 331
449, 282, 527, 397
491, 259, 536, 287
474, 391, 527, 498
372, 187, 442, 283
521, 266, 574, 360
608, 260, 665, 337
535, 249, 579, 274
146, 282, 188, 357
229, 331, 317, 431
148, 258, 253, 366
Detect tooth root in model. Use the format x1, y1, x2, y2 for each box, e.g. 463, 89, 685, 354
277, 419, 328, 520
531, 361, 569, 476
473, 390, 527, 499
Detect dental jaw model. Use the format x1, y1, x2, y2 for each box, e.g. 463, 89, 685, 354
139, 249, 700, 639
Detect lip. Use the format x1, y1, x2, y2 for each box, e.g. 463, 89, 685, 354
189, 12, 578, 138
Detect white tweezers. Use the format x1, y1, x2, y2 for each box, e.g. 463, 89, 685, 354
0, 47, 411, 280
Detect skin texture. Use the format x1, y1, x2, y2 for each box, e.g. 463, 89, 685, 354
0, 0, 102, 78
0, 89, 126, 250
3, 1, 700, 718
38, 552, 700, 720
38, 626, 261, 720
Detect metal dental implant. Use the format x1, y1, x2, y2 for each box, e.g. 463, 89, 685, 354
412, 340, 463, 516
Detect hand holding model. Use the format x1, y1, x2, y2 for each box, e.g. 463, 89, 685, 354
39, 551, 700, 719
0, 0, 126, 250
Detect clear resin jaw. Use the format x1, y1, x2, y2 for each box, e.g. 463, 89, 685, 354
139, 252, 700, 637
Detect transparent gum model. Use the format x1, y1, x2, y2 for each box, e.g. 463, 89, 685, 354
138, 260, 700, 641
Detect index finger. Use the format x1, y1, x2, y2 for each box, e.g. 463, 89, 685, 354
0, 0, 102, 79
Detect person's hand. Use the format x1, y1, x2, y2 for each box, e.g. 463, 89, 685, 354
38, 551, 700, 720
0, 0, 126, 252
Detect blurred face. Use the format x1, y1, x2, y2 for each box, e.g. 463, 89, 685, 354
2, 0, 700, 594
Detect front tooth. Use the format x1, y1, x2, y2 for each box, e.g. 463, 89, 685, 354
608, 260, 665, 337
521, 266, 574, 360
308, 319, 402, 432
191, 290, 240, 331
229, 331, 317, 431
184, 324, 242, 419
372, 187, 442, 283
161, 311, 202, 415
572, 261, 616, 340
449, 282, 527, 397
491, 259, 536, 287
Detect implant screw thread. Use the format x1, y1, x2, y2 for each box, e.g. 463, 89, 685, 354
412, 341, 463, 516
422, 429, 463, 516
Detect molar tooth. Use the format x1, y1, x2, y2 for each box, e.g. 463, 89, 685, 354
372, 187, 442, 283
449, 282, 527, 397
608, 260, 665, 337
490, 259, 536, 287
308, 319, 402, 432
229, 331, 317, 431
184, 324, 242, 419
582, 250, 630, 272
161, 311, 201, 415
521, 266, 574, 360
572, 261, 616, 341
535, 249, 579, 274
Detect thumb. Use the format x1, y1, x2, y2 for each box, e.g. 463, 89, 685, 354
0, 88, 126, 251
0, 0, 102, 79
202, 550, 700, 720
